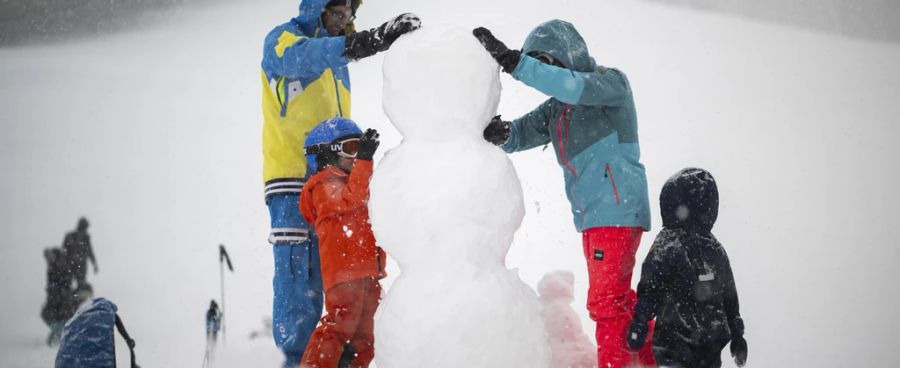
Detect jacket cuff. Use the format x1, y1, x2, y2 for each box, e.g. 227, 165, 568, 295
729, 316, 745, 337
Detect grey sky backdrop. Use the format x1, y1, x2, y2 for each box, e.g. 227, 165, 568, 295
647, 0, 900, 44
4, 0, 899, 45
0, 0, 217, 46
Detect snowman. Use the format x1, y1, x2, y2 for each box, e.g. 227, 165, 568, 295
369, 26, 550, 367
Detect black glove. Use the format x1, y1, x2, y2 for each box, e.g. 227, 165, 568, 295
472, 27, 521, 73
625, 320, 648, 351
483, 115, 511, 146
731, 336, 747, 367
344, 13, 421, 60
357, 129, 380, 160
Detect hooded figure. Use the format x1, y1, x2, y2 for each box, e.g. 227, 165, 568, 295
473, 20, 653, 368
627, 168, 748, 368
62, 217, 97, 289
260, 2, 419, 366
41, 247, 79, 346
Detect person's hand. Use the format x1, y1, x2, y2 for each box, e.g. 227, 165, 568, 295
483, 115, 511, 146
731, 336, 747, 367
472, 27, 521, 73
625, 320, 648, 351
344, 13, 422, 60
357, 129, 380, 160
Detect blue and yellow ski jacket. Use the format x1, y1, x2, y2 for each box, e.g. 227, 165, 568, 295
260, 0, 361, 198
502, 19, 651, 232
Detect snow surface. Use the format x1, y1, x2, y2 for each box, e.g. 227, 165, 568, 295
370, 25, 549, 368
1, 0, 900, 367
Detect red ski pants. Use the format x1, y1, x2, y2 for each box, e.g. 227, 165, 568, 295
583, 227, 656, 368
301, 277, 381, 368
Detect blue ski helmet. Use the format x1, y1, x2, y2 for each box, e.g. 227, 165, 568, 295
304, 117, 363, 173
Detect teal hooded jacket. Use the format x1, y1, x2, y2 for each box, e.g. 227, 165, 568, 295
502, 20, 651, 232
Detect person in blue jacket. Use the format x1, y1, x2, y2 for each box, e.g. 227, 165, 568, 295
261, 1, 420, 366
474, 21, 655, 368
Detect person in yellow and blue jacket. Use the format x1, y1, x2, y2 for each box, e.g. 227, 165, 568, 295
474, 21, 655, 368
260, 1, 419, 366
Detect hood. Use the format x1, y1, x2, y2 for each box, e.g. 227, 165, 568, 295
521, 19, 596, 72
660, 168, 719, 233
293, 0, 363, 37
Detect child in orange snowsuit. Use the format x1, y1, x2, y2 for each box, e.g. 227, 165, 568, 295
299, 118, 386, 368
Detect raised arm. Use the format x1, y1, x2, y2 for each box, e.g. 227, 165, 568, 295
261, 27, 349, 80
501, 99, 553, 153
512, 56, 632, 106
312, 160, 373, 219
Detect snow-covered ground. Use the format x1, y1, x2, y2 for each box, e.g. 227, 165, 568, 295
1, 0, 899, 367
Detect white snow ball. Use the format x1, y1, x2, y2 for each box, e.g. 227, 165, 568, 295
382, 25, 501, 142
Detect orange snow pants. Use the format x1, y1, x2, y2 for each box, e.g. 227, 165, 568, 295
301, 277, 381, 368
583, 227, 656, 368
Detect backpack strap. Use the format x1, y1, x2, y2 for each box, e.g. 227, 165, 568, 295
115, 314, 139, 368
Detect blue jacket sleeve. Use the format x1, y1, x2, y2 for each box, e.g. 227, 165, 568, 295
512, 55, 632, 107
502, 99, 553, 153
262, 27, 349, 80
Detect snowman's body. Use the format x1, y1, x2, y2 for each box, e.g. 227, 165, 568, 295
369, 26, 550, 367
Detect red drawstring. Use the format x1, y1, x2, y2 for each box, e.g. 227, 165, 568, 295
557, 104, 577, 176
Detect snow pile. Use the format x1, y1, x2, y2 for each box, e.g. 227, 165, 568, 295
369, 25, 550, 367
538, 271, 597, 368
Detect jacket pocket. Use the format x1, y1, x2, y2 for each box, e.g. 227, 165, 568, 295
605, 163, 621, 205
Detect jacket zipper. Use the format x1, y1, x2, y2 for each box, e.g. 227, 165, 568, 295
277, 77, 288, 117
605, 163, 621, 205
556, 104, 576, 175
333, 76, 344, 117
558, 104, 586, 222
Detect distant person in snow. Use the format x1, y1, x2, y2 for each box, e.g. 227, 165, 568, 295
41, 247, 79, 346
473, 20, 655, 367
299, 118, 386, 368
260, 0, 419, 366
62, 217, 97, 291
205, 300, 222, 344
626, 168, 747, 368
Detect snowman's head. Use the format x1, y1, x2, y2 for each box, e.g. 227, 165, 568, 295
382, 25, 501, 142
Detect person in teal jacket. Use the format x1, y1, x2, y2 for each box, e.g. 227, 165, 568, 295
474, 20, 655, 368
261, 1, 419, 366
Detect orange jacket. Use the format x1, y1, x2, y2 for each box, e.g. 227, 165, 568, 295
300, 160, 386, 290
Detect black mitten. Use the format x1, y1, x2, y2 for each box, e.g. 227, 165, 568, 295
483, 115, 511, 146
625, 320, 648, 351
357, 128, 380, 160
731, 336, 748, 367
344, 13, 421, 60
472, 27, 521, 73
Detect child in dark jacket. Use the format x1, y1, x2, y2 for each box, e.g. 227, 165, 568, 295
299, 118, 386, 368
626, 168, 748, 368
